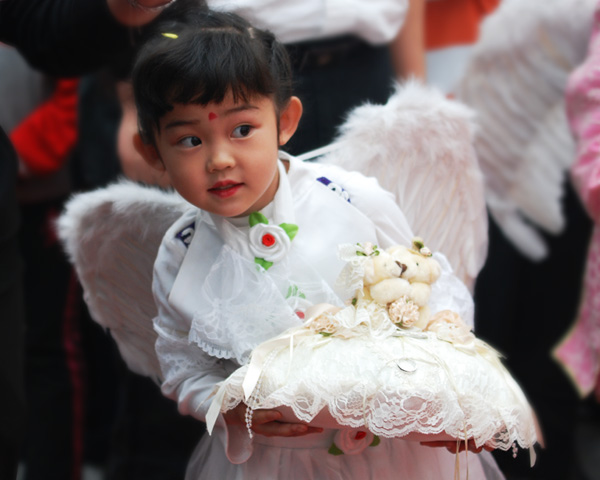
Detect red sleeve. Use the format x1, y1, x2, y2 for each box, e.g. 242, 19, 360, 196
425, 0, 501, 50
10, 78, 79, 176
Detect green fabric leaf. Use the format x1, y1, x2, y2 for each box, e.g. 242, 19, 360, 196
319, 332, 333, 337
254, 257, 273, 270
328, 443, 344, 456
369, 435, 381, 447
279, 223, 298, 241
286, 285, 306, 299
249, 212, 269, 227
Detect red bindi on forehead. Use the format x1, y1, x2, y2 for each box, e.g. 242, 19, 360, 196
208, 112, 218, 121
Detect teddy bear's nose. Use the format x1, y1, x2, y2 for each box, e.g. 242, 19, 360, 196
395, 261, 408, 276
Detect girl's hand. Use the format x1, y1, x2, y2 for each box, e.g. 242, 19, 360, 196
108, 0, 174, 26
421, 439, 494, 454
223, 403, 323, 437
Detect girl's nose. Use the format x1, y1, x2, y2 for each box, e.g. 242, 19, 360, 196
206, 147, 235, 172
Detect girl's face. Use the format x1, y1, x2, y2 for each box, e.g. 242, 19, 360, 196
138, 93, 301, 218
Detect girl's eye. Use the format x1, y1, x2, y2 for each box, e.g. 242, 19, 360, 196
179, 136, 202, 147
232, 125, 252, 138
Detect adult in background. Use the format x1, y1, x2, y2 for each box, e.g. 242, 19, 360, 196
0, 1, 189, 478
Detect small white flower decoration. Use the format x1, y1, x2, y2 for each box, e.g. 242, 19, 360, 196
425, 310, 476, 348
248, 213, 297, 270
308, 312, 339, 335
411, 237, 433, 257
249, 223, 291, 262
388, 296, 420, 327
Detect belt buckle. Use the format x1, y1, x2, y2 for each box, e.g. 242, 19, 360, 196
314, 52, 334, 67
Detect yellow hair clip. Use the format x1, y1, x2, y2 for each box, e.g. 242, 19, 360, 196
162, 32, 179, 39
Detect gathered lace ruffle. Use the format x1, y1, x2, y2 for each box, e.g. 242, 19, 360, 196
189, 244, 343, 364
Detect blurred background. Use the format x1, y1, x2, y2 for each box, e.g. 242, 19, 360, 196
3, 1, 600, 479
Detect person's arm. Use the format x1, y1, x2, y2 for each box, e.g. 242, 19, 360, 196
10, 78, 79, 177
567, 42, 600, 223
389, 0, 426, 81
0, 0, 176, 76
153, 216, 320, 439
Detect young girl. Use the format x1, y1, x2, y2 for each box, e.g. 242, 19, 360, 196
131, 9, 502, 479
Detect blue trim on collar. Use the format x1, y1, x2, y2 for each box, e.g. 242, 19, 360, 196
175, 221, 195, 247
316, 177, 351, 203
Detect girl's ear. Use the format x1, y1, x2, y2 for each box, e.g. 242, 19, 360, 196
278, 96, 303, 146
133, 133, 165, 172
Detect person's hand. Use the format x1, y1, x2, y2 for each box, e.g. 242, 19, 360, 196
133, 0, 177, 8
421, 439, 494, 454
107, 0, 176, 26
223, 403, 323, 437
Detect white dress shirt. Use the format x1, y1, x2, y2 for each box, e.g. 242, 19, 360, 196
206, 0, 409, 44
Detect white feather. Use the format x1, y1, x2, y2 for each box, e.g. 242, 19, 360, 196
57, 180, 188, 381
454, 0, 596, 260
320, 80, 487, 290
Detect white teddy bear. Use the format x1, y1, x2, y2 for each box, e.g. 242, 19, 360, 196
362, 238, 441, 329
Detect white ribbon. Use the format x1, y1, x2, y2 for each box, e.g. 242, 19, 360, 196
205, 304, 340, 435
242, 304, 339, 400
205, 382, 228, 435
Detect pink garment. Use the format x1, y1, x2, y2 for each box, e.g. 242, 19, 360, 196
568, 10, 600, 223
554, 5, 600, 399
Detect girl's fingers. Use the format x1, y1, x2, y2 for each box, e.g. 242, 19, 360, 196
251, 409, 283, 425
254, 422, 323, 437
421, 439, 493, 453
255, 422, 306, 437
242, 408, 323, 437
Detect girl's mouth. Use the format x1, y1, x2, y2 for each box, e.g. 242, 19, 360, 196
208, 181, 243, 198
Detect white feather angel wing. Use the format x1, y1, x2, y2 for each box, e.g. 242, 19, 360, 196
57, 181, 188, 381
316, 81, 487, 290
453, 0, 596, 260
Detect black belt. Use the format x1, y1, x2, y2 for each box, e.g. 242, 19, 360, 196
286, 35, 371, 70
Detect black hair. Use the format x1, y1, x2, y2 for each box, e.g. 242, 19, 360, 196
132, 8, 293, 144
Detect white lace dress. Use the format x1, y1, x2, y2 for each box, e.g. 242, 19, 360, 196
151, 156, 506, 479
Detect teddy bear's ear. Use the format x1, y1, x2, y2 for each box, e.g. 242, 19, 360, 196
417, 257, 443, 284
430, 258, 442, 279
387, 245, 406, 256
363, 257, 376, 285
